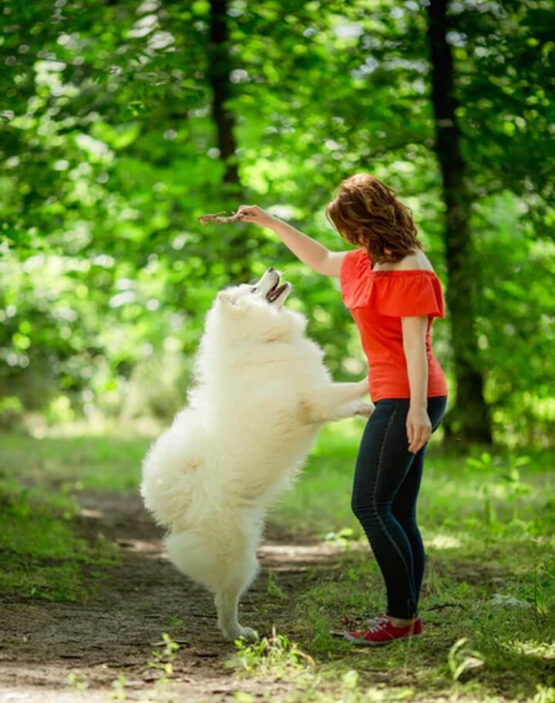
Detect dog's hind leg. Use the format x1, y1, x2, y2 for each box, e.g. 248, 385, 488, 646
165, 524, 260, 641
215, 576, 258, 642
214, 534, 260, 642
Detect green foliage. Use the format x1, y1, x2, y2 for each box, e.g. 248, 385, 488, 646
227, 626, 315, 679
0, 395, 24, 430
447, 638, 485, 682
109, 673, 128, 701
147, 632, 180, 684
0, 0, 552, 444
65, 671, 89, 692
267, 571, 288, 601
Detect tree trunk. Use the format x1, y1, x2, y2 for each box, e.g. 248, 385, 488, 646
426, 0, 492, 444
208, 0, 251, 281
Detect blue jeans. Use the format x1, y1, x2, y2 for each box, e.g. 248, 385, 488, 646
351, 396, 447, 619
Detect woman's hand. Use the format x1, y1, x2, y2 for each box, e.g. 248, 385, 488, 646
406, 406, 432, 453
236, 204, 274, 227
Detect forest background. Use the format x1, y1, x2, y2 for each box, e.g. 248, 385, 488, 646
1, 0, 553, 447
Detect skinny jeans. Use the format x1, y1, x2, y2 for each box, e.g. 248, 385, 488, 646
351, 396, 447, 619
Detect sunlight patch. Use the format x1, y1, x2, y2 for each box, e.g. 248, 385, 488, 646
504, 639, 554, 660
79, 508, 104, 519
257, 540, 365, 569
426, 534, 462, 549
489, 593, 531, 609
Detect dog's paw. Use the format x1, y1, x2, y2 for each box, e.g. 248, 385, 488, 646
236, 626, 259, 642
222, 625, 259, 642
353, 401, 375, 418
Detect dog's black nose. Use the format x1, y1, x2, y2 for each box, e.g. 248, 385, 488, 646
268, 266, 275, 272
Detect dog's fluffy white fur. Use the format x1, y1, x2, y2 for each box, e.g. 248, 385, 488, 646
140, 268, 373, 640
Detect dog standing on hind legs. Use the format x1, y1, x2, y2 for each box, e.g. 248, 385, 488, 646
140, 267, 374, 641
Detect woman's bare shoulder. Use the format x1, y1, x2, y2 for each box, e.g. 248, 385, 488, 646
386, 250, 434, 272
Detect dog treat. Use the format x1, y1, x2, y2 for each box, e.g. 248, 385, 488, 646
198, 211, 246, 225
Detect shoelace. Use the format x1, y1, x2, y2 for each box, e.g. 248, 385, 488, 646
363, 615, 390, 633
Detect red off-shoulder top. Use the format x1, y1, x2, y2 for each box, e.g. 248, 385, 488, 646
340, 247, 448, 402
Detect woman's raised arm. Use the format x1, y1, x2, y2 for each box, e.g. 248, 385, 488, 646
236, 205, 347, 277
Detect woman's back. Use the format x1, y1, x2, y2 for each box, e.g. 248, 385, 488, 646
372, 249, 434, 272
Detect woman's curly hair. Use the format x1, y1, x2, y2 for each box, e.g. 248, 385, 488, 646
325, 173, 422, 264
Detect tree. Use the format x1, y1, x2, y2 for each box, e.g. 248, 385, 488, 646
426, 0, 492, 444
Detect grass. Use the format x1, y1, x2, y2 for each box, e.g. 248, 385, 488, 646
0, 479, 119, 601
0, 433, 150, 492
246, 420, 553, 702
0, 434, 142, 601
258, 422, 553, 702
273, 421, 553, 539
0, 420, 553, 701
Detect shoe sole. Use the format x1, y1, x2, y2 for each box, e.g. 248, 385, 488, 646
342, 632, 422, 646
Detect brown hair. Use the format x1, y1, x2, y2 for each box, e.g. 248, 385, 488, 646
325, 173, 422, 264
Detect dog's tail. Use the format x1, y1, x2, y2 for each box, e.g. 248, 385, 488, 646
140, 422, 205, 530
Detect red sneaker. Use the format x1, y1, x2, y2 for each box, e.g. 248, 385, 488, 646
343, 615, 423, 646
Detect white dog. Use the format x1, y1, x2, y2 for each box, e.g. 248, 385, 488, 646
140, 268, 373, 641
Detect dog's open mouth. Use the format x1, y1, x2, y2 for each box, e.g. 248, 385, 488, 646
253, 268, 291, 306
266, 278, 288, 303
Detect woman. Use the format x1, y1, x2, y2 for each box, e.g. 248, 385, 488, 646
235, 172, 448, 646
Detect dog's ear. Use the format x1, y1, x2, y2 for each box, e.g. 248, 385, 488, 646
217, 290, 232, 304
217, 289, 243, 312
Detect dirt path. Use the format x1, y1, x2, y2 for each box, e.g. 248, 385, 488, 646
0, 491, 352, 702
